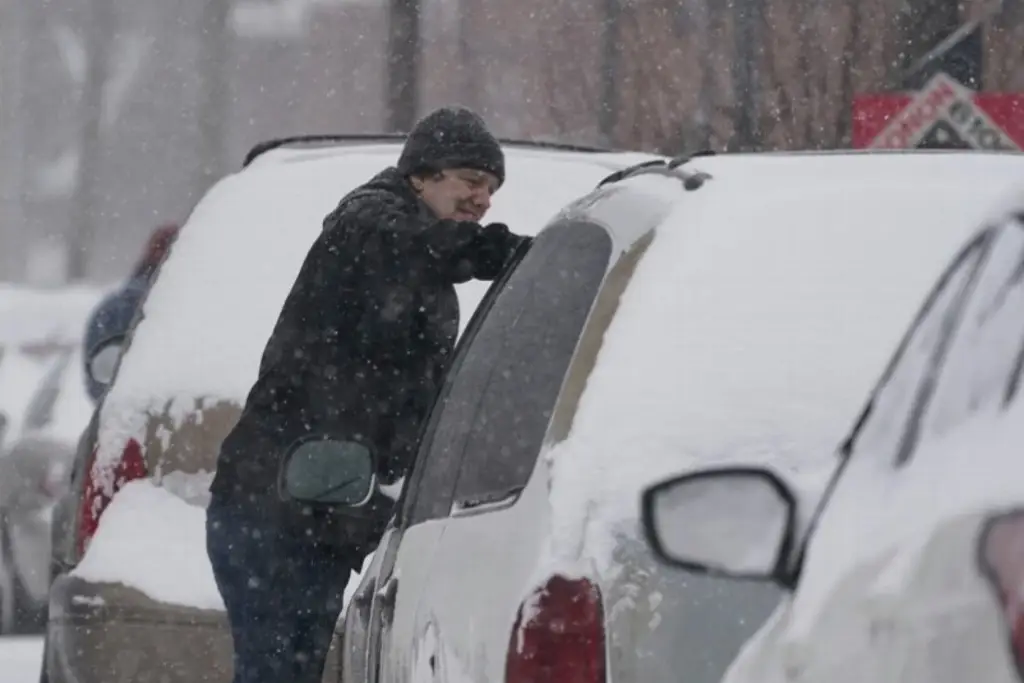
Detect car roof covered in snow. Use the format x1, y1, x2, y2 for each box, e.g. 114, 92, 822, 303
98, 140, 659, 448
541, 150, 1024, 576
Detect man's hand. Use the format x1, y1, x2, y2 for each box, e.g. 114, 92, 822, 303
471, 223, 532, 280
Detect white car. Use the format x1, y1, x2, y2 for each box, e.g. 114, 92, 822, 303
311, 150, 1024, 683
0, 285, 101, 636
0, 284, 102, 452
644, 199, 1024, 683
0, 346, 93, 634
41, 134, 657, 683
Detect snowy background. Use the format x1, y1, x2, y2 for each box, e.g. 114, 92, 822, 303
1, 0, 1022, 286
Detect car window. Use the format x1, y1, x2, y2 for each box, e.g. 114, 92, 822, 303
399, 247, 534, 526
845, 231, 990, 465
401, 221, 611, 525
450, 222, 612, 510
919, 218, 1024, 443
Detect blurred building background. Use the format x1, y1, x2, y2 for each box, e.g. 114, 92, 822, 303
0, 0, 1021, 284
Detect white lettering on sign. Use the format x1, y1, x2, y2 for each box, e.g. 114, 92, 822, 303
869, 73, 1021, 151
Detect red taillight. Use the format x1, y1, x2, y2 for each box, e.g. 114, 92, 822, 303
76, 438, 147, 558
979, 509, 1024, 680
505, 575, 606, 683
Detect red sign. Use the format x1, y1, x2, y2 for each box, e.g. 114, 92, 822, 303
853, 73, 1024, 150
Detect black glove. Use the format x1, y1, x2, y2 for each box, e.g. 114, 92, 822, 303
471, 223, 531, 280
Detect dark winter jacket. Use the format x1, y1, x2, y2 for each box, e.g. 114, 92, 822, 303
82, 276, 149, 402
210, 167, 525, 531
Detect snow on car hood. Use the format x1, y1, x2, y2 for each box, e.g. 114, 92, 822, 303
540, 152, 1024, 580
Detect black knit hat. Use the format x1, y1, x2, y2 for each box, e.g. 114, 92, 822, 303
397, 106, 505, 188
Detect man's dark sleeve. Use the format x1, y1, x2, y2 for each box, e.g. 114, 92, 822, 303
351, 195, 522, 284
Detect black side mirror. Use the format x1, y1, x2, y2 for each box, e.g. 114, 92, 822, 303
278, 436, 376, 507
87, 336, 126, 387
642, 466, 798, 586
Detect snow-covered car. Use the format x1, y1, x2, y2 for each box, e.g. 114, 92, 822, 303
643, 199, 1024, 683
0, 284, 103, 455
0, 285, 101, 637
0, 346, 93, 635
296, 150, 1024, 683
40, 135, 658, 683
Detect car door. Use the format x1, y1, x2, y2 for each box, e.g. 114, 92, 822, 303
353, 242, 533, 683
366, 221, 614, 683
396, 221, 615, 683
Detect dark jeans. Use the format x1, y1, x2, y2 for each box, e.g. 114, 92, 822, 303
206, 497, 356, 683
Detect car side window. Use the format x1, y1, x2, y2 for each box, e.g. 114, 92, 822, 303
400, 221, 611, 525
450, 222, 612, 510
397, 268, 527, 527
918, 219, 1024, 444
845, 231, 990, 465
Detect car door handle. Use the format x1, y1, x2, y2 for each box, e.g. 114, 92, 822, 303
352, 581, 375, 610
377, 576, 399, 627
377, 576, 399, 607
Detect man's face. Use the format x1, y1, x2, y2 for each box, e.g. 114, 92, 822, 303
413, 168, 499, 222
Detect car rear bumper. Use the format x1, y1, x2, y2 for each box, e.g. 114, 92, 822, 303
46, 574, 345, 683
46, 574, 233, 683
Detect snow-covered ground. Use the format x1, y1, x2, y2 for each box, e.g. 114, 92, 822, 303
0, 636, 43, 683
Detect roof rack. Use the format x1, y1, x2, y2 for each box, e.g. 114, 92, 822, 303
597, 149, 716, 189
242, 134, 615, 168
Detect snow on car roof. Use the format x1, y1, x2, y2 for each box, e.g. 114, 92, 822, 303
0, 283, 105, 349
96, 144, 657, 467
540, 151, 1024, 579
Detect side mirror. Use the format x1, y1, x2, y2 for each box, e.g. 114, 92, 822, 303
279, 437, 376, 507
642, 466, 797, 584
87, 337, 125, 386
